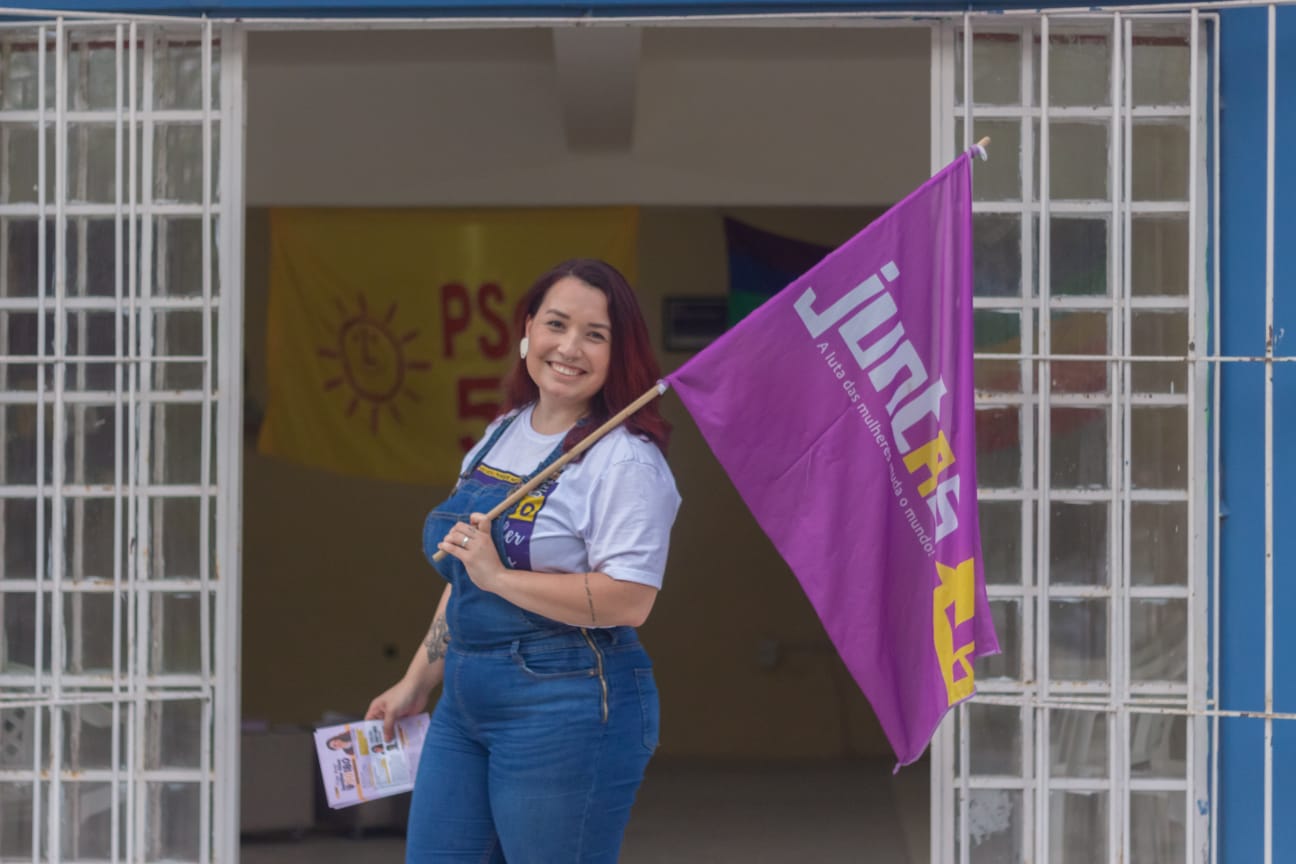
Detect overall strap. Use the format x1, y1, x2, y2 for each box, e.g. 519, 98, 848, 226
460, 412, 521, 480
466, 408, 590, 487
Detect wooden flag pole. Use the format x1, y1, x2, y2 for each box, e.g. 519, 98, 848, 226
430, 380, 671, 562
433, 138, 988, 563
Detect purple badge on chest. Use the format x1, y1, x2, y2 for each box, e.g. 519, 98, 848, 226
472, 463, 559, 571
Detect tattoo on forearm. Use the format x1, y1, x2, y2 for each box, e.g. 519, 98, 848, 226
584, 572, 597, 626
424, 615, 450, 664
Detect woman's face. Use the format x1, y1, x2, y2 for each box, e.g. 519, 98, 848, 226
524, 276, 612, 416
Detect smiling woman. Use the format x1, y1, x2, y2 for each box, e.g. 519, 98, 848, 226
501, 258, 673, 457
520, 276, 614, 433
365, 259, 681, 864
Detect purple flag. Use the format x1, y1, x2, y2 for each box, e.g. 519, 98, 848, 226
666, 151, 998, 768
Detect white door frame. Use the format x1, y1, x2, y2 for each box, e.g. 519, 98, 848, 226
0, 16, 244, 863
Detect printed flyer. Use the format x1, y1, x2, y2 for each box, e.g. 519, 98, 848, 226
313, 713, 430, 809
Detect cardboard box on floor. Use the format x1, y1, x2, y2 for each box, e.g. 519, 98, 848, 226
317, 789, 410, 838
240, 726, 315, 836
240, 720, 408, 837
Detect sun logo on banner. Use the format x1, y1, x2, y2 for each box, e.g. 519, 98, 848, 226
318, 294, 431, 433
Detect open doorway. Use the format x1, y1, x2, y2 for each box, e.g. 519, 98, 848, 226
236, 23, 934, 864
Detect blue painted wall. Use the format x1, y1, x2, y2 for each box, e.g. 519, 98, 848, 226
1217, 6, 1296, 862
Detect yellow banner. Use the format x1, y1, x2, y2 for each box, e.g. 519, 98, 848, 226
258, 207, 638, 485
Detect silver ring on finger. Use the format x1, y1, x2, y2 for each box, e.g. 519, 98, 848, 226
460, 533, 470, 548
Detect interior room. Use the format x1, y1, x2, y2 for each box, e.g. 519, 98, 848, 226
235, 23, 935, 863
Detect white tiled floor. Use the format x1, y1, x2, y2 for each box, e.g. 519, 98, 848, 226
241, 758, 929, 863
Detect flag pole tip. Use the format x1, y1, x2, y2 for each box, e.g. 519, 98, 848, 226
973, 137, 991, 161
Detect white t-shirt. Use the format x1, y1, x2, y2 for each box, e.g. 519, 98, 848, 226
460, 405, 681, 590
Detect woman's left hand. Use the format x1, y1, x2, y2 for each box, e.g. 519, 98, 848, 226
438, 515, 505, 592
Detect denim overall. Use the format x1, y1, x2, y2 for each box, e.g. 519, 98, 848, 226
407, 414, 661, 864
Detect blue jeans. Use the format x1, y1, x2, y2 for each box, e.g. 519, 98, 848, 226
405, 627, 660, 863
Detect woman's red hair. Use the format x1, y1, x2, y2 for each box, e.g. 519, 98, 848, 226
500, 259, 671, 456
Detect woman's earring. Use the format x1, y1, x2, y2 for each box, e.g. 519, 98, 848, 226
519, 337, 529, 360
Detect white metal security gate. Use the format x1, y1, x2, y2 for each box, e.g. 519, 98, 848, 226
932, 13, 1212, 864
0, 18, 244, 864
